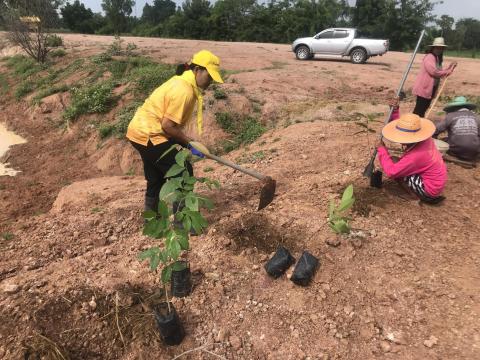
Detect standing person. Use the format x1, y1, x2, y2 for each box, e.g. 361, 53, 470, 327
375, 113, 447, 204
434, 96, 480, 161
412, 37, 456, 117
126, 50, 224, 212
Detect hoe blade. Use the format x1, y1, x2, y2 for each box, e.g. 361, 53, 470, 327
258, 176, 276, 211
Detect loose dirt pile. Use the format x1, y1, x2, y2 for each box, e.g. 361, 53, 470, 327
0, 34, 479, 359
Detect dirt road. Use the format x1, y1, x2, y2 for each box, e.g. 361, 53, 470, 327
0, 33, 479, 359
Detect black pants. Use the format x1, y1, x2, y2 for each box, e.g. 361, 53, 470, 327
130, 140, 193, 200
413, 96, 432, 117
413, 85, 438, 117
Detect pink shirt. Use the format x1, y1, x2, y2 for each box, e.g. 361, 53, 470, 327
377, 138, 447, 197
412, 54, 450, 99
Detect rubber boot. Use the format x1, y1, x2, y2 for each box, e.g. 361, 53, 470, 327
145, 195, 158, 213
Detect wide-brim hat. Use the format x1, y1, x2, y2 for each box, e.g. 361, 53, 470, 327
191, 50, 224, 83
382, 113, 435, 144
443, 96, 477, 112
428, 37, 448, 47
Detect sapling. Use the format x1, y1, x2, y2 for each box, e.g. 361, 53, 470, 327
139, 147, 219, 310
328, 184, 355, 234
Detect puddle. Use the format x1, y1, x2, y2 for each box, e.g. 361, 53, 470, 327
0, 122, 26, 176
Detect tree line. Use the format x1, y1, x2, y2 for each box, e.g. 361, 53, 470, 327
1, 0, 479, 53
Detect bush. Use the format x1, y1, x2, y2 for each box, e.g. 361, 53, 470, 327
15, 81, 35, 99
215, 112, 266, 152
46, 34, 63, 47
213, 87, 227, 100
63, 82, 116, 121
98, 123, 115, 139
131, 63, 175, 96
5, 55, 43, 78
97, 101, 141, 139
50, 49, 66, 58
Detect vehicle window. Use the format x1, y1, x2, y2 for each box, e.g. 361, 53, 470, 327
334, 31, 349, 39
317, 31, 334, 39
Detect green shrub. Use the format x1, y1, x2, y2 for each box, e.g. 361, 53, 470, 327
32, 84, 69, 105
215, 112, 266, 152
50, 49, 66, 58
15, 81, 35, 99
107, 60, 129, 79
131, 63, 175, 96
46, 34, 63, 47
328, 185, 355, 234
98, 123, 115, 139
63, 82, 116, 121
213, 87, 227, 100
5, 55, 43, 78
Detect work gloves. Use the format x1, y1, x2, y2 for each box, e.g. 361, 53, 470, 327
187, 141, 209, 158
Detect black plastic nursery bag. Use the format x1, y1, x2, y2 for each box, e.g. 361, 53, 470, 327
290, 251, 319, 286
264, 246, 295, 278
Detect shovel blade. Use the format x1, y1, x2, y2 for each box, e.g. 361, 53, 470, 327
363, 150, 377, 178
258, 177, 276, 211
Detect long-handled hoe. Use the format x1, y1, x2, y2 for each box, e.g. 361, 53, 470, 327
363, 30, 426, 179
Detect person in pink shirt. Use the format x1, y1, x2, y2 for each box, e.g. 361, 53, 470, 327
376, 113, 447, 204
412, 37, 456, 117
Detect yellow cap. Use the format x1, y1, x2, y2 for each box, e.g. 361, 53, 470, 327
191, 50, 223, 84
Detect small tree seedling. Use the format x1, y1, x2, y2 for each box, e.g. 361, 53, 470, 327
139, 147, 220, 310
328, 184, 355, 234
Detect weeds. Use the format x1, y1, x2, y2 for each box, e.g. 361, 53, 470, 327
5, 55, 44, 79
215, 112, 266, 152
130, 63, 174, 96
15, 81, 35, 99
63, 82, 116, 121
45, 34, 63, 48
32, 84, 69, 105
1, 232, 14, 241
97, 101, 141, 139
50, 49, 66, 58
213, 87, 227, 100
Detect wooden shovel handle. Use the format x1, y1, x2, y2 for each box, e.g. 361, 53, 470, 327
204, 153, 267, 181
425, 76, 449, 118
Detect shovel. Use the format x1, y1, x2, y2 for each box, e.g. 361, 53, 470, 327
190, 142, 276, 210
363, 29, 426, 178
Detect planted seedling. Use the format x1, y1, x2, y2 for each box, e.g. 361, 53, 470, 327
138, 147, 219, 343
328, 184, 355, 234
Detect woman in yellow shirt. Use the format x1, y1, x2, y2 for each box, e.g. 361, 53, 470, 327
127, 50, 223, 212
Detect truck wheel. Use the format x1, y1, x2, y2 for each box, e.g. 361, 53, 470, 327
350, 48, 367, 64
295, 45, 311, 60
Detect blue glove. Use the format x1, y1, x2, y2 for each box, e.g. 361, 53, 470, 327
187, 143, 205, 158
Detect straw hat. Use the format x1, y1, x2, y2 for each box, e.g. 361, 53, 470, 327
428, 37, 448, 47
382, 113, 435, 144
443, 96, 477, 112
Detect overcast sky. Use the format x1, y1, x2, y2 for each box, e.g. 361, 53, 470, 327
80, 0, 480, 21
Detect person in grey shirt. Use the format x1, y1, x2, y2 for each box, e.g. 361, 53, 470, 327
434, 96, 479, 161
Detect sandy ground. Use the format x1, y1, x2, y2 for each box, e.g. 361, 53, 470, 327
0, 33, 479, 359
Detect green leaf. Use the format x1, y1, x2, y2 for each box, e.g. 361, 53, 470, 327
159, 178, 182, 200
150, 254, 160, 271
182, 216, 192, 233
338, 197, 355, 213
172, 261, 187, 271
199, 197, 214, 210
168, 236, 182, 260
138, 247, 160, 261
161, 265, 173, 284
188, 211, 207, 234
328, 200, 335, 219
177, 232, 189, 250
159, 144, 177, 160
143, 210, 157, 220
165, 164, 185, 178
185, 193, 199, 211
157, 200, 170, 218
341, 184, 354, 203
183, 174, 197, 185
332, 219, 350, 234
175, 150, 189, 167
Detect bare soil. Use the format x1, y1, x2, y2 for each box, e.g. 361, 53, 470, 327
0, 33, 479, 359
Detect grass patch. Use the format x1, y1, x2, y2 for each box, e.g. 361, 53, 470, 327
203, 167, 214, 172
215, 112, 266, 152
262, 61, 288, 71
50, 49, 66, 58
130, 63, 175, 96
0, 73, 8, 95
5, 55, 44, 79
236, 150, 266, 164
63, 82, 116, 121
32, 84, 69, 105
98, 101, 141, 139
213, 87, 227, 100
15, 81, 35, 99
1, 232, 14, 241
444, 50, 480, 59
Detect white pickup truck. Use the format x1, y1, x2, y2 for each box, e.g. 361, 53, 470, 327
292, 28, 389, 64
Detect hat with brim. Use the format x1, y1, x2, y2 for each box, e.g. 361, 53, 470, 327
443, 96, 477, 112
191, 50, 224, 83
428, 37, 448, 47
382, 113, 435, 144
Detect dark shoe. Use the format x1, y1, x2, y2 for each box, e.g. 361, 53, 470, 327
145, 195, 158, 212
420, 195, 445, 205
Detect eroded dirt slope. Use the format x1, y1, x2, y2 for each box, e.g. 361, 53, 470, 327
0, 33, 479, 359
